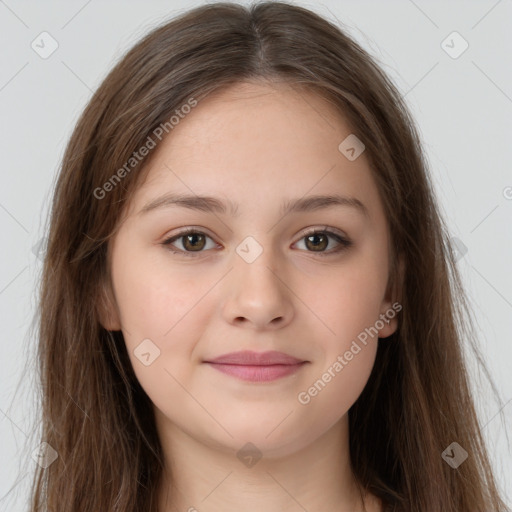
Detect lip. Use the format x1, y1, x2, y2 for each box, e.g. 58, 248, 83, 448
204, 350, 305, 365
203, 350, 308, 383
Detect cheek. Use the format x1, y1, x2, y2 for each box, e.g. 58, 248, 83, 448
292, 258, 384, 413
112, 245, 205, 338
296, 273, 381, 422
111, 251, 233, 399
296, 339, 377, 437
300, 258, 387, 345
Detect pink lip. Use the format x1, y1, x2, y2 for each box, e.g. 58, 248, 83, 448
203, 350, 308, 382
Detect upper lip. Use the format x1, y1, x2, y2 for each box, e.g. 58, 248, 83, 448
204, 350, 305, 366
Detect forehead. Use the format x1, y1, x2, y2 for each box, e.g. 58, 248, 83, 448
163, 80, 351, 157
126, 81, 385, 226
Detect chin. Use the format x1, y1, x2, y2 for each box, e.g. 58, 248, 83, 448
222, 423, 311, 459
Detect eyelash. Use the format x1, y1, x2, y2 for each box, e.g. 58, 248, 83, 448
161, 226, 353, 258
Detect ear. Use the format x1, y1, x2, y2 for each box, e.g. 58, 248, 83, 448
377, 255, 404, 339
96, 277, 122, 332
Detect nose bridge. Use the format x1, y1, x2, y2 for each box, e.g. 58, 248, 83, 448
233, 234, 282, 291
222, 234, 293, 328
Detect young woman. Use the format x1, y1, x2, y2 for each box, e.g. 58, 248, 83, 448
29, 2, 509, 511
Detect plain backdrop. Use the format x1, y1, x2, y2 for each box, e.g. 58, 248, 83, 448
0, 0, 511, 510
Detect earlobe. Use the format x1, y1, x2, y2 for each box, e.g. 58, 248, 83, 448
376, 307, 399, 339
96, 279, 122, 331
378, 256, 404, 339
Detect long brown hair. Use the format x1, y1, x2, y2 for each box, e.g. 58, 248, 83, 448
25, 1, 509, 511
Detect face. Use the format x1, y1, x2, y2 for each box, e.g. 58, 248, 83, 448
100, 81, 399, 458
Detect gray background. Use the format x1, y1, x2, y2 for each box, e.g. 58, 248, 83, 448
0, 0, 511, 510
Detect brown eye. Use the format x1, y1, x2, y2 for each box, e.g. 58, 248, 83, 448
182, 232, 206, 251
295, 229, 353, 256
162, 229, 216, 256
162, 227, 352, 258
304, 232, 329, 252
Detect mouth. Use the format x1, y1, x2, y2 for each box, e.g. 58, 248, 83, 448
203, 350, 309, 383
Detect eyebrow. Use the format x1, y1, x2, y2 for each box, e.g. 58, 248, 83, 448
139, 192, 369, 219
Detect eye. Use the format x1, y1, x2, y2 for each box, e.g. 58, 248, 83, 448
293, 227, 353, 257
161, 226, 352, 257
162, 228, 217, 256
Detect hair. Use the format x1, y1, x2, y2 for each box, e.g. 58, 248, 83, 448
24, 1, 509, 511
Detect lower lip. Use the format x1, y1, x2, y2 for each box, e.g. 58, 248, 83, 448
205, 362, 306, 382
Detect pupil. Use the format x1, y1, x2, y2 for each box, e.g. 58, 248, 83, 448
186, 233, 204, 251
308, 234, 327, 251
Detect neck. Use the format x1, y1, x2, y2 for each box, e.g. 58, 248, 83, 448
155, 411, 381, 512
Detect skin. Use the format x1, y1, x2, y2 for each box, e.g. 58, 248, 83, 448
100, 80, 400, 512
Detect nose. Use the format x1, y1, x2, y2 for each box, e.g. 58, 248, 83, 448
221, 243, 294, 330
